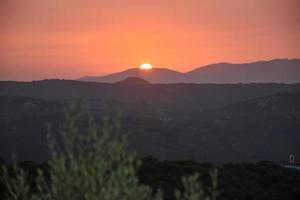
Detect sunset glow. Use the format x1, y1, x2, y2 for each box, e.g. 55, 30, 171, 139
0, 0, 299, 80
140, 64, 153, 70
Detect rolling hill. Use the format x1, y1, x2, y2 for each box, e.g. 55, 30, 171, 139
0, 80, 300, 163
79, 59, 300, 83
80, 68, 184, 83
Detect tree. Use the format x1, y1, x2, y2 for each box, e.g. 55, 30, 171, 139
2, 103, 217, 200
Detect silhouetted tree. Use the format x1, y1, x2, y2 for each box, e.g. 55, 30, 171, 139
1, 103, 217, 200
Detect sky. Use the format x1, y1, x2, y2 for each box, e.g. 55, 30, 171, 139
0, 0, 300, 80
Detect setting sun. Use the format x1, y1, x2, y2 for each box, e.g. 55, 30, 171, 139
140, 63, 153, 70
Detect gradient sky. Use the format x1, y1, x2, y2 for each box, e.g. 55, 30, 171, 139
1, 0, 300, 80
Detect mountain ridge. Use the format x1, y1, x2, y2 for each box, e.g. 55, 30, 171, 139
79, 58, 300, 83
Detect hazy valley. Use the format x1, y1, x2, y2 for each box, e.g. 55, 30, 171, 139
1, 79, 299, 163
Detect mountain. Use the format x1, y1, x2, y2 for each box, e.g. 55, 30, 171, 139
79, 68, 184, 83
114, 77, 150, 85
79, 59, 300, 83
186, 58, 300, 83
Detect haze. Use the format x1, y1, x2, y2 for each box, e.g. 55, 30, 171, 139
1, 0, 300, 80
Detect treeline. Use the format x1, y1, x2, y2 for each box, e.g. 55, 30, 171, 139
1, 157, 300, 200
139, 156, 300, 200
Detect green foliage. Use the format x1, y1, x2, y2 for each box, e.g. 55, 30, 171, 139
175, 170, 218, 200
2, 103, 217, 200
2, 162, 30, 200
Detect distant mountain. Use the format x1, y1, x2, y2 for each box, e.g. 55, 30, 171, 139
79, 59, 300, 83
186, 59, 300, 83
114, 77, 150, 86
79, 68, 184, 83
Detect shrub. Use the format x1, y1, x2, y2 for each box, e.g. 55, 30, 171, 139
2, 103, 217, 200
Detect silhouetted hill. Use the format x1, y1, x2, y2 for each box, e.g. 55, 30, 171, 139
79, 68, 184, 83
186, 59, 300, 83
1, 80, 300, 108
79, 59, 300, 83
114, 77, 150, 85
0, 80, 300, 163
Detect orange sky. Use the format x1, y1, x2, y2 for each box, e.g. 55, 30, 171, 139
1, 0, 300, 80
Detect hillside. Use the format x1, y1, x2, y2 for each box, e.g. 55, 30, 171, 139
0, 80, 300, 163
1, 80, 300, 108
186, 59, 300, 83
79, 59, 300, 83
80, 68, 184, 83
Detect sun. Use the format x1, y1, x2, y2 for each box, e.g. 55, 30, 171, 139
140, 63, 153, 70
